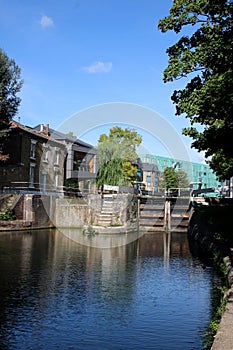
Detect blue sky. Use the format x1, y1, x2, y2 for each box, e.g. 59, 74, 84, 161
0, 0, 205, 162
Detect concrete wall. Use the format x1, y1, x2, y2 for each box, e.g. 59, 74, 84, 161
53, 197, 92, 228
54, 193, 138, 228
111, 193, 138, 225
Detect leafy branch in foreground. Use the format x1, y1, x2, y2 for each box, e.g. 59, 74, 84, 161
158, 0, 233, 179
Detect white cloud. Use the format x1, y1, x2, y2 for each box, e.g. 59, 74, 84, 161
83, 61, 112, 73
40, 15, 54, 29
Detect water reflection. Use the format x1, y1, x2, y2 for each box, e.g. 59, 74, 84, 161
60, 227, 143, 248
0, 230, 220, 350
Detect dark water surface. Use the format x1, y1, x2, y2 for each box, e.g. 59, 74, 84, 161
0, 230, 221, 350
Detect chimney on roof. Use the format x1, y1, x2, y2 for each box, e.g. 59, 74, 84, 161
46, 123, 50, 136
40, 124, 44, 132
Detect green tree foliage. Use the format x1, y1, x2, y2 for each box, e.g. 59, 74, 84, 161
177, 169, 189, 188
66, 131, 77, 139
158, 1, 233, 179
160, 167, 189, 191
0, 49, 23, 160
160, 167, 179, 190
96, 126, 142, 187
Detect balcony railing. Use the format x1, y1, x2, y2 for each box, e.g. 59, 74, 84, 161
73, 163, 91, 171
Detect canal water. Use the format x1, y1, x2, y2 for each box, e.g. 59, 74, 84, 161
0, 229, 221, 350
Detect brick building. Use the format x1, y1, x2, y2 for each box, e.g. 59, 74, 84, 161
0, 122, 66, 193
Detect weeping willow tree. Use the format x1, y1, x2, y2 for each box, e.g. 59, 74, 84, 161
96, 126, 142, 187
97, 157, 123, 186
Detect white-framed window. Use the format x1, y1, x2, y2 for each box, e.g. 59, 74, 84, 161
54, 147, 60, 165
41, 173, 47, 192
29, 163, 36, 188
54, 166, 60, 189
30, 140, 37, 159
55, 172, 59, 189
43, 144, 50, 163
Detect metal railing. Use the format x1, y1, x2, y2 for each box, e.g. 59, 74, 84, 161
0, 182, 64, 196
0, 182, 98, 198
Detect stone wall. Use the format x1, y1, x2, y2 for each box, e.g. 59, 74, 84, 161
188, 208, 232, 266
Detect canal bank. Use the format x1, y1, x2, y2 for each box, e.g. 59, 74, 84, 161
0, 193, 190, 232
211, 285, 233, 350
210, 251, 233, 350
0, 192, 139, 231
188, 199, 233, 350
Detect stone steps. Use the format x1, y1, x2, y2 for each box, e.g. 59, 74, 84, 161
97, 194, 114, 227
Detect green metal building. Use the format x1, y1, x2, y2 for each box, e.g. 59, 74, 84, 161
139, 154, 220, 190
